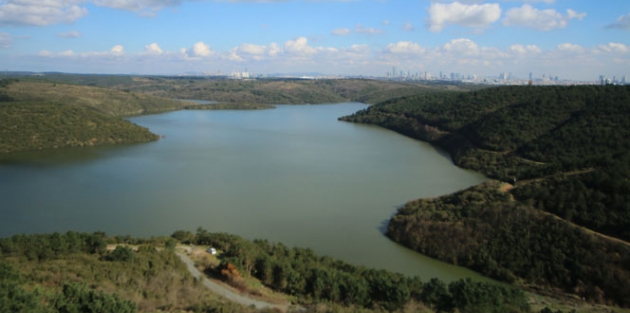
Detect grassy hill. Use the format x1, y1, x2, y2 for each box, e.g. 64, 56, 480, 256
341, 85, 630, 308
19, 73, 477, 105
0, 79, 184, 154
5, 80, 186, 116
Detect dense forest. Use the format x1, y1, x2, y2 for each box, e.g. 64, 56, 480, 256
387, 182, 630, 307
341, 85, 630, 308
1, 231, 534, 313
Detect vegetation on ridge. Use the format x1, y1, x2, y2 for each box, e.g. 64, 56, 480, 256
341, 85, 630, 308
1, 230, 534, 313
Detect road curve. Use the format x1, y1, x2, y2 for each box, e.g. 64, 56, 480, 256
176, 252, 290, 311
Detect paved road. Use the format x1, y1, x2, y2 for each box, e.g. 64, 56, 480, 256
176, 252, 291, 311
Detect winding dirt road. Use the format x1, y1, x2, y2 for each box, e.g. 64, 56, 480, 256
175, 252, 292, 311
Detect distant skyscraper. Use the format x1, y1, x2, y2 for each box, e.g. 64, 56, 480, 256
392, 66, 397, 78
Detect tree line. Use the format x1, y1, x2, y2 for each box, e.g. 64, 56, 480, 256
174, 228, 530, 312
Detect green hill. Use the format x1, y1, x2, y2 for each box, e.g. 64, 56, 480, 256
341, 85, 630, 307
0, 102, 159, 154
0, 79, 185, 154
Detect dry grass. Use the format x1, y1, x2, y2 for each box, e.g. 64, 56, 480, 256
6, 81, 186, 116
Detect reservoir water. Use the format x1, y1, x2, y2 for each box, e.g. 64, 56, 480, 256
0, 103, 487, 281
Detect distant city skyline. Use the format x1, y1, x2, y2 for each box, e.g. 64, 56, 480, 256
0, 0, 629, 81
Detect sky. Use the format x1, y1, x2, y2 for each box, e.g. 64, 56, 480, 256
0, 0, 629, 80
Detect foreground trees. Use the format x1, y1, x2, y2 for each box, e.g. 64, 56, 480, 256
188, 229, 530, 312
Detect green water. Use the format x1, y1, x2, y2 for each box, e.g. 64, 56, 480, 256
0, 103, 487, 281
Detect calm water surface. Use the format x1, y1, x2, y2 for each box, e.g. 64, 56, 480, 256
0, 103, 487, 281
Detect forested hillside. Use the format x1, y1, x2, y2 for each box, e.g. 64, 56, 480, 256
0, 102, 159, 154
341, 85, 630, 308
0, 231, 534, 313
387, 182, 630, 307
0, 79, 186, 154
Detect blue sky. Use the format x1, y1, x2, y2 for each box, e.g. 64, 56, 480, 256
0, 0, 629, 80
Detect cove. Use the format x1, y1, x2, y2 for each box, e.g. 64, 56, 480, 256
0, 103, 487, 282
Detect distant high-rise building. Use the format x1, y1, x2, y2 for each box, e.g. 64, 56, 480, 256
599, 75, 605, 85
529, 72, 533, 81
392, 66, 397, 78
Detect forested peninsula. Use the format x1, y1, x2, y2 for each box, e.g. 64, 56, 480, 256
0, 79, 184, 154
340, 85, 630, 307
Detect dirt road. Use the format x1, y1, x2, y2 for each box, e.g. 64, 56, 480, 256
176, 252, 291, 311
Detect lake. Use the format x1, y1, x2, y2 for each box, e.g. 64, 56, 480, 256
0, 102, 487, 281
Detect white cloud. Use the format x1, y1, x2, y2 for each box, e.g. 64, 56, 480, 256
237, 43, 267, 55
402, 22, 414, 31
595, 42, 629, 54
267, 43, 280, 57
284, 37, 316, 55
110, 45, 125, 55
427, 1, 501, 32
508, 44, 541, 55
555, 43, 585, 53
442, 38, 479, 56
502, 4, 586, 31
0, 32, 12, 48
92, 0, 184, 14
354, 24, 385, 35
384, 41, 425, 54
606, 13, 630, 31
382, 20, 390, 26
58, 30, 82, 38
0, 0, 88, 26
182, 42, 213, 58
228, 43, 281, 61
60, 49, 76, 56
331, 28, 351, 36
144, 42, 163, 55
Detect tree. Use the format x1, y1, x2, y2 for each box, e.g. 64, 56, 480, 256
107, 246, 134, 262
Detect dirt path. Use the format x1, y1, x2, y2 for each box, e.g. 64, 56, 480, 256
536, 211, 630, 248
176, 252, 293, 311
498, 176, 630, 249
